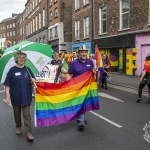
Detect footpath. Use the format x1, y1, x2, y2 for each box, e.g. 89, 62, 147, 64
107, 72, 148, 92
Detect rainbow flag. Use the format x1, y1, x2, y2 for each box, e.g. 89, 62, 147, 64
59, 51, 65, 61
95, 45, 103, 68
35, 71, 99, 127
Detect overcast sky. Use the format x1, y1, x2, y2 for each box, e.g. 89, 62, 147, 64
0, 0, 26, 22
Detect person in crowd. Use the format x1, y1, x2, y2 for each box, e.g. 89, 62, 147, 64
72, 51, 78, 60
51, 52, 62, 66
90, 53, 98, 81
67, 44, 96, 129
4, 51, 35, 141
136, 55, 150, 103
99, 54, 111, 89
61, 54, 72, 82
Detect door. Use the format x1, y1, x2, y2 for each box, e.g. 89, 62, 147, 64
141, 45, 150, 72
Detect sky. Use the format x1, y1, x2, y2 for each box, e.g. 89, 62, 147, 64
0, 0, 27, 22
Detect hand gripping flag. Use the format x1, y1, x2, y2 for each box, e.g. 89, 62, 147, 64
35, 71, 99, 127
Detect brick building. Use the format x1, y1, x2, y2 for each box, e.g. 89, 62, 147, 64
0, 13, 18, 50
25, 0, 48, 44
72, 0, 94, 54
93, 0, 150, 76
48, 0, 72, 53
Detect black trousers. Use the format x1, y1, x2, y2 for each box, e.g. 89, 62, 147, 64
102, 73, 107, 86
138, 83, 150, 99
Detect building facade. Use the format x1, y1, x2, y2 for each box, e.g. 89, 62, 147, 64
0, 13, 18, 50
25, 0, 48, 44
93, 0, 150, 76
48, 0, 72, 53
72, 0, 93, 54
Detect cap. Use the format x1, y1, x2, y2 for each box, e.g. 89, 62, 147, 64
78, 44, 88, 51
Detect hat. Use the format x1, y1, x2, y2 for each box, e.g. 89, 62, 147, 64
78, 44, 88, 51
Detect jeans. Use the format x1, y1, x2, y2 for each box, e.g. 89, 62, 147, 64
77, 114, 85, 125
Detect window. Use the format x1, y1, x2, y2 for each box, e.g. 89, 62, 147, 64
55, 26, 58, 37
33, 0, 34, 9
13, 23, 15, 27
36, 15, 38, 31
3, 26, 5, 29
75, 20, 80, 39
31, 20, 33, 34
33, 18, 35, 32
43, 9, 45, 27
50, 0, 52, 6
54, 0, 58, 3
83, 0, 89, 5
13, 31, 15, 36
99, 6, 107, 34
148, 0, 150, 23
75, 0, 80, 10
36, 0, 38, 6
39, 12, 41, 29
84, 17, 89, 38
3, 33, 5, 38
39, 0, 41, 2
10, 32, 12, 36
7, 25, 9, 29
50, 29, 53, 38
30, 3, 32, 12
55, 8, 58, 17
50, 11, 52, 21
10, 24, 12, 28
7, 32, 9, 37
120, 0, 130, 29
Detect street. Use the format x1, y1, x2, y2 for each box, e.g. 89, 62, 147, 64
0, 83, 149, 150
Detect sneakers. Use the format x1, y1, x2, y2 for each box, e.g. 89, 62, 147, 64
78, 124, 85, 129
136, 98, 141, 103
27, 133, 34, 141
147, 100, 150, 104
16, 127, 21, 135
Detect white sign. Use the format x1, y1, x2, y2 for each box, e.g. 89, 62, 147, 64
35, 65, 58, 83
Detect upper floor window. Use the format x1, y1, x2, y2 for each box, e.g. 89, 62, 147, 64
120, 0, 130, 29
55, 8, 58, 17
36, 0, 38, 6
50, 29, 53, 38
75, 20, 80, 40
43, 9, 45, 27
10, 24, 12, 28
50, 11, 53, 21
84, 17, 89, 38
148, 0, 150, 23
83, 0, 89, 5
33, 0, 34, 9
7, 25, 9, 29
75, 0, 80, 10
99, 6, 107, 34
39, 12, 41, 29
50, 0, 52, 6
13, 31, 15, 36
55, 26, 58, 37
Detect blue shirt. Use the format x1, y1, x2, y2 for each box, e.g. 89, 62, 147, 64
68, 58, 94, 78
4, 66, 35, 106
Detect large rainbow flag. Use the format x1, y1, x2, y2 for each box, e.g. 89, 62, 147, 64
95, 45, 103, 68
35, 71, 99, 127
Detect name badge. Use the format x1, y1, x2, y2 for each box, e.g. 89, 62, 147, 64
87, 64, 91, 67
15, 72, 21, 76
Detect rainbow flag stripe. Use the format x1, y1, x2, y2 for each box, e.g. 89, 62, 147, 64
35, 71, 99, 127
95, 45, 103, 68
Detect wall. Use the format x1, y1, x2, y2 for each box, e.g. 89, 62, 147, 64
135, 33, 150, 76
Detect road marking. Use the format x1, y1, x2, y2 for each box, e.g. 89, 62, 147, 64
0, 90, 5, 93
98, 92, 124, 102
90, 111, 123, 128
108, 84, 149, 97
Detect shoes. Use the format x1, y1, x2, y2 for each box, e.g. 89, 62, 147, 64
101, 84, 104, 88
16, 127, 21, 135
78, 124, 85, 129
147, 100, 150, 103
27, 133, 34, 141
136, 98, 141, 103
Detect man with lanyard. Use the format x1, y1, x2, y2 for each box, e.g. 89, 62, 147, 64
67, 44, 96, 129
51, 52, 62, 65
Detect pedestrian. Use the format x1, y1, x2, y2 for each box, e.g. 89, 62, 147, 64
99, 54, 111, 89
72, 51, 78, 60
136, 55, 150, 103
67, 44, 96, 129
90, 53, 98, 81
61, 54, 72, 82
51, 52, 62, 66
4, 50, 35, 141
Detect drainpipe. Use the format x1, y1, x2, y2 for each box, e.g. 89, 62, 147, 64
91, 0, 94, 53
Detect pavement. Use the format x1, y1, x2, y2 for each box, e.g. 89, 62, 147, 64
107, 72, 148, 91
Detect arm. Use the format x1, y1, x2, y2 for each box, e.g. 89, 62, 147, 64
140, 70, 147, 83
5, 86, 10, 104
66, 74, 72, 81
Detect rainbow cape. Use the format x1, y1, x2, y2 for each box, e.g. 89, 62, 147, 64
95, 45, 103, 68
35, 71, 99, 127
